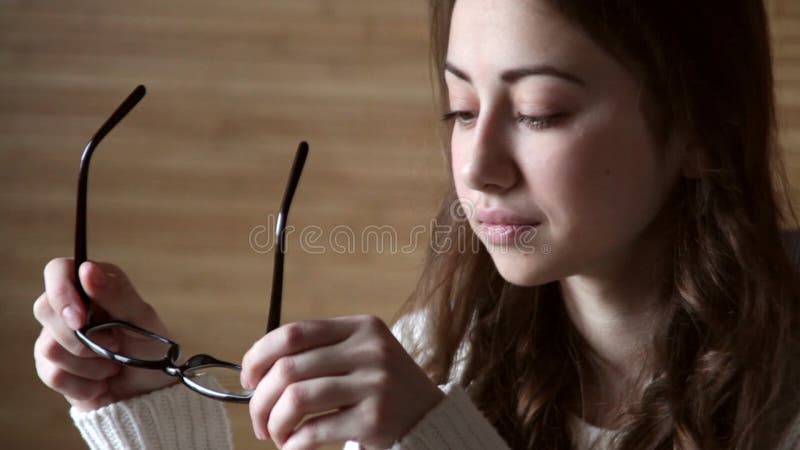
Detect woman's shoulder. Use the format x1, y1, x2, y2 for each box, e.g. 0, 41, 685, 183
389, 307, 471, 384
390, 308, 430, 354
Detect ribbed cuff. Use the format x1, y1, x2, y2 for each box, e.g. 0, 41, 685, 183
389, 383, 509, 450
69, 381, 233, 450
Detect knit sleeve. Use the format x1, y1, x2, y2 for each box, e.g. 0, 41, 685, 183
341, 381, 509, 450
389, 381, 510, 450
69, 381, 233, 450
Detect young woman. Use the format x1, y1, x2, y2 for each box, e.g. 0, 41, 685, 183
32, 0, 800, 449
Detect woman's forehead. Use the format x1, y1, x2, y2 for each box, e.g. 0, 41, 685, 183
445, 0, 632, 94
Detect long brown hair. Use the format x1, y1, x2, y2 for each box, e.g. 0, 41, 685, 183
395, 1, 800, 448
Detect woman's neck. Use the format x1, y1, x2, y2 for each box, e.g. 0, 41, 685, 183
558, 231, 668, 428
560, 275, 657, 381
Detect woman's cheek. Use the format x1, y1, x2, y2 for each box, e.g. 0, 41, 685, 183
549, 125, 659, 256
525, 133, 619, 245
450, 135, 471, 197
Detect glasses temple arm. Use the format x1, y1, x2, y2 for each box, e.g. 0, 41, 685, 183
74, 85, 147, 311
267, 141, 309, 333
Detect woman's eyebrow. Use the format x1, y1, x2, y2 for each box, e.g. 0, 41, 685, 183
445, 61, 586, 88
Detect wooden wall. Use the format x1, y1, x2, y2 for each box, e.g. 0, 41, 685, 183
1, 1, 797, 449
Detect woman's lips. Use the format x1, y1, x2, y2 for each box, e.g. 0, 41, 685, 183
477, 222, 541, 246
476, 208, 539, 225
474, 209, 541, 245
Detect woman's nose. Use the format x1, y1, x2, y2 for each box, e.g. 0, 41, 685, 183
459, 111, 518, 193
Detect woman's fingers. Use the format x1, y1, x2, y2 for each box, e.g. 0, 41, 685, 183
34, 257, 181, 412
34, 354, 109, 402
241, 315, 445, 449
42, 257, 161, 333
265, 376, 364, 446
77, 261, 164, 333
33, 292, 96, 358
248, 343, 357, 442
42, 257, 86, 331
35, 329, 121, 381
280, 400, 389, 450
241, 317, 357, 390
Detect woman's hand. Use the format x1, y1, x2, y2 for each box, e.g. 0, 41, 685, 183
33, 257, 177, 412
240, 315, 445, 450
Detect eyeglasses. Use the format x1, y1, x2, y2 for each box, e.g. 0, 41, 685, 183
72, 85, 309, 403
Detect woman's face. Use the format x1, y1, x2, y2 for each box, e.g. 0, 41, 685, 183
447, 0, 686, 286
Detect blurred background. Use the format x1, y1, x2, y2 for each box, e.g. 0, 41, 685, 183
1, 1, 798, 449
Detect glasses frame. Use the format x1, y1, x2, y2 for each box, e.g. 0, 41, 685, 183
72, 84, 309, 403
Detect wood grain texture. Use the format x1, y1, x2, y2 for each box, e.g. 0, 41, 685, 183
1, 1, 797, 449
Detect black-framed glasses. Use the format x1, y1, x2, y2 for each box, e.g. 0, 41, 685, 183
72, 85, 309, 403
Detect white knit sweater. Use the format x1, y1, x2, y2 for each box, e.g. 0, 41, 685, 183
69, 312, 799, 449
70, 311, 516, 449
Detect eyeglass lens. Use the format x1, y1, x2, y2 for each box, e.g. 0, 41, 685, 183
85, 322, 249, 397
84, 323, 172, 361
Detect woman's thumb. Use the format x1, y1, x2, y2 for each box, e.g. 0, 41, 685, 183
78, 261, 152, 326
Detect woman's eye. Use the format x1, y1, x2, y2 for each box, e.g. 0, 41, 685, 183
515, 113, 565, 131
441, 110, 477, 126
442, 110, 565, 131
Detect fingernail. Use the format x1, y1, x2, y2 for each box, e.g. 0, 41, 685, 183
255, 429, 265, 441
92, 269, 105, 288
62, 306, 82, 330
241, 374, 255, 391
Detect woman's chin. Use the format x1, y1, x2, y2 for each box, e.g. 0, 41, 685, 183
486, 246, 558, 287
